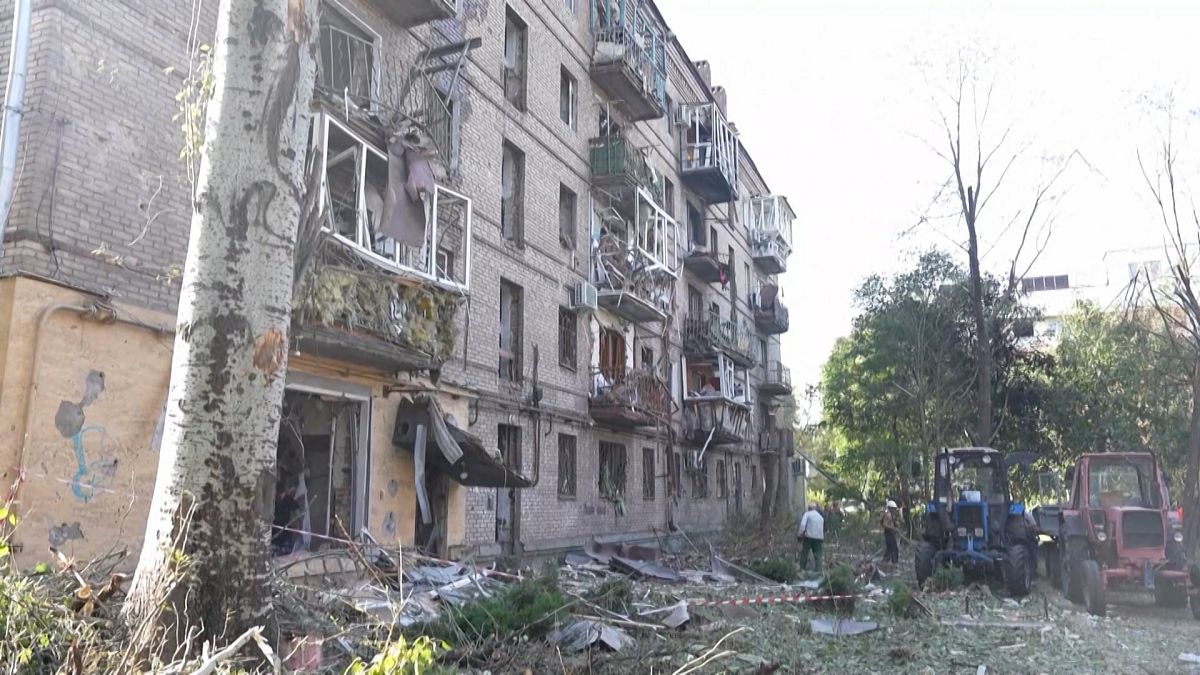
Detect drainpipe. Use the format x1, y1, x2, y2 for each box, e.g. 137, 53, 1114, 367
0, 0, 32, 260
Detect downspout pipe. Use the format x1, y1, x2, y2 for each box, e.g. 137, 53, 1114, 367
0, 0, 31, 260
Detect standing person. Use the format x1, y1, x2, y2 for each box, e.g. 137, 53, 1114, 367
797, 502, 825, 573
882, 500, 900, 563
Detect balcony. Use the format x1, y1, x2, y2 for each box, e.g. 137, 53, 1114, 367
752, 284, 789, 334
680, 102, 739, 204
746, 195, 794, 275
590, 368, 670, 429
589, 0, 667, 122
682, 315, 759, 367
589, 135, 662, 210
683, 398, 752, 447
593, 232, 672, 324
378, 0, 458, 27
682, 245, 728, 284
759, 361, 792, 397
760, 428, 795, 456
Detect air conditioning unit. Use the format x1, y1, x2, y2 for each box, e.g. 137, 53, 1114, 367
570, 281, 598, 311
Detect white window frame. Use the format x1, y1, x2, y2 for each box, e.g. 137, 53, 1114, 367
635, 187, 679, 276
682, 354, 750, 408
317, 114, 472, 294
321, 0, 382, 112
560, 67, 577, 128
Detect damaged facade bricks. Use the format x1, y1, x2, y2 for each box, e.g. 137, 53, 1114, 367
0, 0, 798, 566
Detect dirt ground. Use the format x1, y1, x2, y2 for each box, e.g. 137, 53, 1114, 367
496, 538, 1200, 675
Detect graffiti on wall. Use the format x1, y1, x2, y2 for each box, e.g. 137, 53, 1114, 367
54, 370, 118, 502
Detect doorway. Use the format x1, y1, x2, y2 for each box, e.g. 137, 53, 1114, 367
496, 424, 522, 556
272, 386, 370, 557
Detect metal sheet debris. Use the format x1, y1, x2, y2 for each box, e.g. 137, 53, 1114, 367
611, 555, 683, 583
550, 620, 635, 652
811, 619, 879, 636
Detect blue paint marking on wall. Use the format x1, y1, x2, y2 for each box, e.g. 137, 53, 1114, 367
70, 425, 117, 503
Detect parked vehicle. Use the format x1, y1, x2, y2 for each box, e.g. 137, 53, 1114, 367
915, 447, 1038, 596
1034, 452, 1198, 617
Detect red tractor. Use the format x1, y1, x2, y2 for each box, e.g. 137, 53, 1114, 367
1034, 452, 1197, 617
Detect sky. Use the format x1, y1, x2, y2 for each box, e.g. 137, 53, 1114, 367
655, 0, 1200, 405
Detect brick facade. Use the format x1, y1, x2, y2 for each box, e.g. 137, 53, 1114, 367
0, 0, 795, 560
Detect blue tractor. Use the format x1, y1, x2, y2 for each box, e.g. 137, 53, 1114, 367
914, 447, 1038, 596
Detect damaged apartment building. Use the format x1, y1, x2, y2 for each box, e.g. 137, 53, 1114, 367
0, 0, 797, 567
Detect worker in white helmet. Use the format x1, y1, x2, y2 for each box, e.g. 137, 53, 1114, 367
882, 500, 901, 563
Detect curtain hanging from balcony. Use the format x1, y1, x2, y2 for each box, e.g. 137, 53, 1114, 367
380, 134, 435, 248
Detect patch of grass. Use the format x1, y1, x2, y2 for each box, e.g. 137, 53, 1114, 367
886, 581, 915, 616
0, 571, 97, 673
429, 573, 567, 643
929, 565, 964, 592
587, 578, 633, 614
748, 557, 797, 583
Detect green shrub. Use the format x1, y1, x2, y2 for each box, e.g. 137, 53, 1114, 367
886, 581, 915, 616
930, 566, 964, 592
0, 572, 93, 674
429, 573, 566, 642
346, 636, 451, 675
748, 557, 797, 583
815, 563, 860, 612
587, 578, 633, 614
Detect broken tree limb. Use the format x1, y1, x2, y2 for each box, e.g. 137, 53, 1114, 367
573, 614, 664, 631
187, 626, 266, 675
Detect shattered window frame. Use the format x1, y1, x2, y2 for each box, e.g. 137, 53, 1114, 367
499, 280, 524, 382
503, 7, 529, 110
316, 5, 379, 110
599, 441, 627, 501
558, 306, 577, 371
501, 140, 526, 245
558, 433, 577, 498
642, 447, 656, 501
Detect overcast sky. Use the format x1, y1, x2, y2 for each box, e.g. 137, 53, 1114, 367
655, 0, 1200, 402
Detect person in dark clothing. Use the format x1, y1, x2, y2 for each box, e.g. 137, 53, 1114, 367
881, 500, 900, 563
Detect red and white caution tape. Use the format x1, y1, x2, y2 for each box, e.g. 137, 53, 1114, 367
687, 592, 870, 608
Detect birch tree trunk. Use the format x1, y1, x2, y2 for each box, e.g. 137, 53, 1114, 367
124, 0, 319, 655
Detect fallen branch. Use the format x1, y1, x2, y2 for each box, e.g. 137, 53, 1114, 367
572, 614, 663, 631
187, 626, 265, 675
672, 626, 749, 675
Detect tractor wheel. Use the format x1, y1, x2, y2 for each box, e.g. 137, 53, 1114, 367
1061, 537, 1085, 604
915, 542, 937, 589
1154, 578, 1187, 609
1043, 543, 1061, 590
1004, 543, 1031, 597
1082, 560, 1106, 617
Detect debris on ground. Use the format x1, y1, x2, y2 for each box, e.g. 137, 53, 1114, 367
810, 618, 879, 635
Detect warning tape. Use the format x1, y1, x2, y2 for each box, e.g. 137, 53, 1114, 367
687, 592, 871, 608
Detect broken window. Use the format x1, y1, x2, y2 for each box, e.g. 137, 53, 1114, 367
503, 8, 528, 110
318, 7, 375, 108
635, 189, 678, 273
599, 441, 627, 500
688, 285, 703, 317
663, 178, 675, 218
558, 433, 577, 497
499, 280, 524, 382
598, 327, 626, 384
743, 263, 752, 305
273, 389, 368, 557
560, 66, 577, 127
751, 464, 758, 496
559, 184, 577, 248
727, 245, 736, 303
501, 141, 525, 244
716, 459, 728, 499
640, 344, 654, 370
642, 447, 656, 500
692, 456, 709, 499
558, 306, 577, 371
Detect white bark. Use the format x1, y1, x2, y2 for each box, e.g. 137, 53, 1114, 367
125, 0, 319, 651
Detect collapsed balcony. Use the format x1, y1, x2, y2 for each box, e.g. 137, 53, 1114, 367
746, 195, 794, 275
683, 399, 751, 447
290, 114, 472, 372
592, 231, 673, 324
680, 102, 739, 204
759, 361, 793, 397
752, 282, 789, 334
683, 244, 728, 284
682, 314, 759, 367
377, 0, 459, 28
588, 0, 667, 122
589, 368, 670, 429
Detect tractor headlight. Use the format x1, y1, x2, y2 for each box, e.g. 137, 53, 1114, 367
1097, 531, 1108, 542
1175, 532, 1185, 543
957, 527, 967, 537
974, 528, 984, 537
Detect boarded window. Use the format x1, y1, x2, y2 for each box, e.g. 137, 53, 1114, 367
501, 141, 525, 244
558, 307, 577, 370
559, 184, 577, 248
499, 280, 523, 382
716, 460, 728, 499
558, 433, 577, 497
599, 441, 627, 500
642, 447, 656, 500
503, 8, 528, 109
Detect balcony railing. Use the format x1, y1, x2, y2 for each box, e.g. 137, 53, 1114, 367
759, 428, 795, 455
589, 135, 661, 200
683, 398, 751, 446
590, 368, 670, 428
682, 315, 758, 366
682, 245, 728, 284
404, 70, 454, 167
589, 0, 667, 122
759, 361, 792, 396
752, 285, 789, 334
747, 195, 794, 274
593, 233, 672, 323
